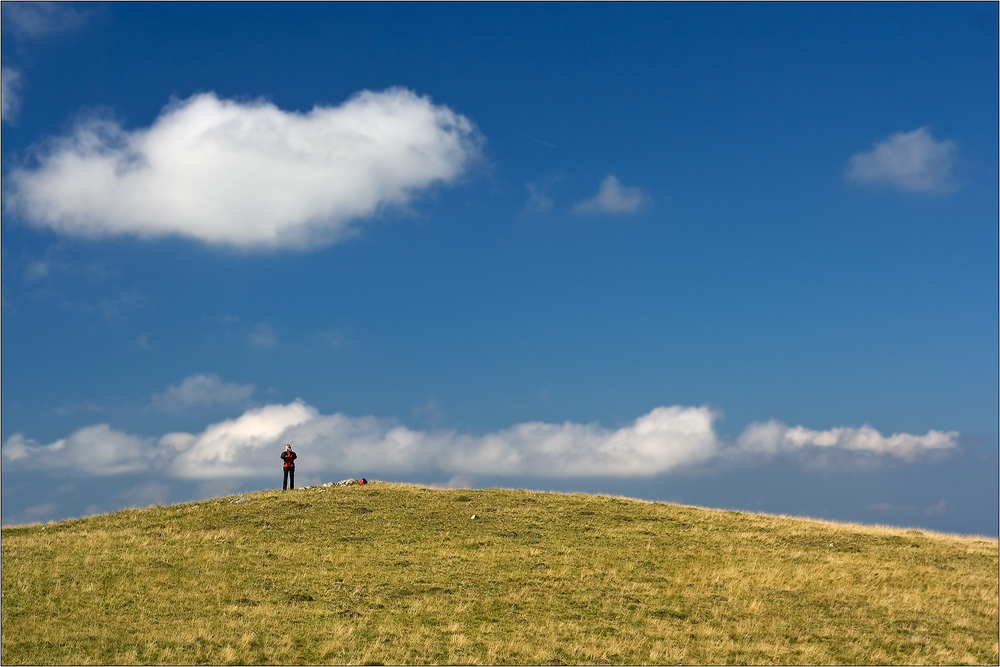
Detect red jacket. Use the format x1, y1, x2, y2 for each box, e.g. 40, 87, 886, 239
280, 450, 297, 468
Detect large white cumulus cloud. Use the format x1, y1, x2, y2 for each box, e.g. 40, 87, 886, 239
7, 88, 482, 249
1, 401, 959, 481
161, 401, 720, 479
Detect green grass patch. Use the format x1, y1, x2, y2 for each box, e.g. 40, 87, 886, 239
2, 483, 997, 665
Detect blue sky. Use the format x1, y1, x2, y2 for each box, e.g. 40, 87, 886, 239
2, 2, 997, 535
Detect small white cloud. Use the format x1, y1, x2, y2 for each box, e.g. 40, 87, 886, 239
2, 2, 89, 38
2, 67, 23, 123
574, 174, 646, 214
248, 323, 278, 348
151, 373, 256, 411
845, 127, 957, 193
736, 420, 958, 462
7, 89, 482, 250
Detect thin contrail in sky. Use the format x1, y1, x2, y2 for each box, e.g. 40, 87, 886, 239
517, 133, 556, 148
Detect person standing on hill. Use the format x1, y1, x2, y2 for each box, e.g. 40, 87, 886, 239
280, 443, 297, 490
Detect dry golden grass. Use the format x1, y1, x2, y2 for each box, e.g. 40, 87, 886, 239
2, 483, 996, 665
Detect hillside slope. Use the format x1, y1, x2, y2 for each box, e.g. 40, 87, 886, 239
2, 483, 997, 665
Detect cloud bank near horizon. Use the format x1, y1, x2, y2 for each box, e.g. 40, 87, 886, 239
2, 400, 959, 481
7, 88, 482, 249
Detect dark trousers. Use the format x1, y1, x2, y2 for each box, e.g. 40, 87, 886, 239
283, 466, 295, 490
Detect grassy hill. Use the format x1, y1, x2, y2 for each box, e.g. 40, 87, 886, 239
2, 482, 997, 665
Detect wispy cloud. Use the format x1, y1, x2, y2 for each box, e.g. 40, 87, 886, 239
248, 323, 278, 349
24, 258, 56, 282
524, 181, 554, 213
2, 67, 23, 123
2, 2, 90, 38
50, 399, 104, 417
18, 250, 117, 284
522, 175, 565, 215
2, 402, 959, 482
413, 398, 447, 426
118, 481, 172, 508
74, 290, 148, 321
12, 503, 59, 525
151, 374, 256, 412
845, 127, 957, 193
314, 325, 350, 348
574, 174, 647, 214
2, 3, 91, 128
443, 475, 475, 489
7, 88, 483, 250
867, 500, 948, 516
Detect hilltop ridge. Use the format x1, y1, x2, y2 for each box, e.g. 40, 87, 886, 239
2, 483, 997, 665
